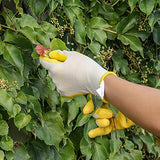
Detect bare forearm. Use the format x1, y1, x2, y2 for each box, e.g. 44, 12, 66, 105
104, 75, 160, 136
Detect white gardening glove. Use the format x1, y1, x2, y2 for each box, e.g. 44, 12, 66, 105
40, 50, 116, 100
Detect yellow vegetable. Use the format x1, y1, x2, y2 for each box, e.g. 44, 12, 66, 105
49, 50, 67, 62
93, 108, 114, 119
83, 99, 94, 114
96, 118, 110, 127
88, 125, 112, 138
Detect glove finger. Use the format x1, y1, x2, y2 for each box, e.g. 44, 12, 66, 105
88, 125, 112, 138
49, 50, 67, 62
83, 98, 94, 115
96, 118, 110, 127
40, 56, 62, 70
93, 108, 114, 119
113, 112, 135, 129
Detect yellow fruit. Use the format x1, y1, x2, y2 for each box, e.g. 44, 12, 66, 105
83, 99, 94, 114
49, 50, 67, 62
96, 118, 110, 127
93, 108, 114, 119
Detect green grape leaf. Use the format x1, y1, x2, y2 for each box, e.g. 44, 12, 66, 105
80, 137, 93, 160
40, 21, 58, 39
74, 95, 87, 109
153, 24, 160, 45
19, 14, 40, 29
0, 136, 13, 151
116, 12, 138, 34
68, 100, 79, 125
50, 38, 67, 51
74, 19, 86, 45
0, 88, 14, 115
112, 50, 129, 75
49, 0, 58, 14
93, 30, 107, 46
128, 0, 138, 12
149, 9, 160, 31
59, 138, 76, 160
118, 34, 143, 57
34, 0, 50, 16
92, 142, 108, 160
14, 113, 31, 130
11, 104, 21, 118
110, 139, 122, 156
89, 17, 111, 30
35, 111, 65, 150
14, 144, 30, 160
15, 92, 27, 105
26, 95, 42, 115
20, 26, 37, 44
88, 41, 101, 55
124, 140, 134, 150
74, 113, 91, 129
0, 120, 9, 136
4, 44, 24, 74
63, 6, 76, 26
0, 150, 4, 160
139, 0, 156, 16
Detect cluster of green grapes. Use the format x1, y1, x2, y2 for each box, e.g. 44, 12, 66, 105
0, 79, 18, 91
123, 46, 154, 84
137, 12, 151, 32
50, 9, 74, 38
95, 46, 117, 69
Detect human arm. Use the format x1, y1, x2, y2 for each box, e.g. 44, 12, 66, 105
104, 75, 160, 136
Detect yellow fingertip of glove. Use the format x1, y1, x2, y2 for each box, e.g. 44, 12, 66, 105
88, 125, 112, 138
96, 118, 110, 127
88, 128, 106, 138
49, 50, 67, 62
93, 108, 114, 119
83, 99, 94, 115
113, 112, 135, 130
40, 56, 61, 63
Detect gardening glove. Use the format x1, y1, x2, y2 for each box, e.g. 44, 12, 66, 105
40, 50, 116, 101
85, 103, 135, 138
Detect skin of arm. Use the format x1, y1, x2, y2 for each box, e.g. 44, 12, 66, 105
104, 75, 160, 137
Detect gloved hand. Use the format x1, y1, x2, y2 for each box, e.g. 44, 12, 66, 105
85, 103, 135, 138
39, 50, 116, 101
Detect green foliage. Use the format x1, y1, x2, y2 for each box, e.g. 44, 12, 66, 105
0, 0, 160, 159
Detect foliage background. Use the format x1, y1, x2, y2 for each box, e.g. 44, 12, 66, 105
0, 0, 160, 159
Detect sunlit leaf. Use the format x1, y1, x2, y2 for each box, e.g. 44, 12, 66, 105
0, 136, 13, 151
0, 120, 9, 135
50, 38, 67, 50
74, 19, 86, 45
14, 113, 31, 130
4, 44, 24, 74
139, 0, 156, 16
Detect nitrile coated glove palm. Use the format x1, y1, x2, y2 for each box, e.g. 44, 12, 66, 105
40, 50, 116, 100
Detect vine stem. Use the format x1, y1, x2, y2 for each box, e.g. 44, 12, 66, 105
112, 117, 122, 154
2, 3, 17, 28
103, 29, 117, 34
0, 24, 18, 32
112, 0, 120, 7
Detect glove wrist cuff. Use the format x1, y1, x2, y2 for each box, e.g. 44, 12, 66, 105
96, 72, 117, 103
